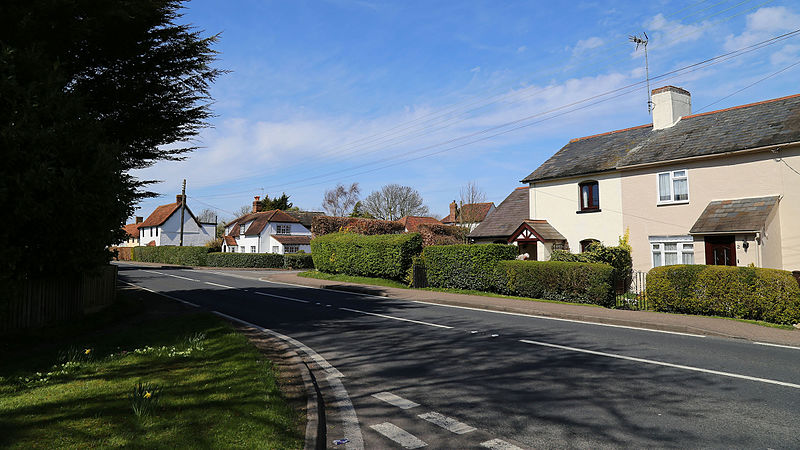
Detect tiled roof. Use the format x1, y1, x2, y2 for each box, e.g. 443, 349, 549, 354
122, 223, 141, 239
229, 210, 301, 236
287, 211, 325, 229
441, 202, 495, 224
399, 216, 442, 232
469, 187, 529, 239
690, 196, 780, 234
522, 93, 800, 182
523, 220, 566, 241
139, 202, 180, 227
223, 235, 237, 246
272, 235, 311, 245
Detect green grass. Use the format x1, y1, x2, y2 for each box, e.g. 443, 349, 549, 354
298, 270, 409, 289
0, 289, 304, 449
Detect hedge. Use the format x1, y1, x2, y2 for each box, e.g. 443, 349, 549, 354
311, 216, 405, 236
283, 253, 315, 270
417, 223, 467, 246
206, 252, 285, 268
550, 242, 632, 292
423, 244, 516, 291
311, 232, 422, 280
494, 260, 615, 307
132, 246, 209, 266
647, 265, 800, 325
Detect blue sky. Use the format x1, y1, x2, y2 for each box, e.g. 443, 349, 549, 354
131, 0, 800, 222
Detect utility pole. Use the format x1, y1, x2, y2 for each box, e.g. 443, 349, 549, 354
179, 179, 186, 246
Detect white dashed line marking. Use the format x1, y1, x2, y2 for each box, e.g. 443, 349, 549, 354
204, 281, 234, 289
520, 339, 800, 389
370, 422, 427, 449
371, 392, 420, 410
338, 307, 453, 329
754, 341, 800, 350
417, 411, 476, 434
252, 291, 310, 303
480, 438, 524, 450
143, 270, 198, 282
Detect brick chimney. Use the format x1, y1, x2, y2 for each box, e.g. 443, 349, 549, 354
252, 196, 261, 213
449, 201, 458, 221
135, 216, 143, 224
651, 86, 691, 130
175, 194, 184, 205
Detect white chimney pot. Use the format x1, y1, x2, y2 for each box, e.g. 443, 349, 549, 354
651, 86, 691, 130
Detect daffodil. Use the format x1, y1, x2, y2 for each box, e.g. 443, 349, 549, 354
144, 391, 152, 399
84, 349, 91, 355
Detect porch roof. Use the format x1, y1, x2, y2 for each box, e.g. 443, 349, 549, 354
689, 196, 780, 234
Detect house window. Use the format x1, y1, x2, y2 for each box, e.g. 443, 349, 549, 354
150, 227, 153, 237
239, 223, 246, 235
578, 181, 599, 211
155, 227, 158, 236
285, 245, 299, 254
580, 239, 599, 253
250, 246, 256, 253
276, 224, 291, 235
272, 245, 279, 253
240, 246, 245, 253
231, 246, 236, 253
657, 170, 689, 204
650, 236, 694, 267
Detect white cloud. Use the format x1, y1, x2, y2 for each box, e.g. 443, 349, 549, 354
724, 7, 800, 52
517, 45, 527, 53
470, 66, 481, 73
770, 44, 800, 66
572, 36, 604, 56
644, 13, 707, 49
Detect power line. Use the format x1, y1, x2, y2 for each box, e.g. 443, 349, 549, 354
695, 57, 800, 113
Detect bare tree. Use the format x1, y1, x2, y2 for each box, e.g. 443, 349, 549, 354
234, 204, 252, 218
196, 208, 217, 223
458, 181, 487, 228
363, 184, 429, 221
322, 182, 360, 217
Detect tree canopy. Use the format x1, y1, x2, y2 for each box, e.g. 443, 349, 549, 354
260, 193, 293, 211
0, 0, 221, 280
322, 183, 360, 217
362, 184, 429, 221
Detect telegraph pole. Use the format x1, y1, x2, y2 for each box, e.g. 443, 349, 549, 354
179, 179, 186, 246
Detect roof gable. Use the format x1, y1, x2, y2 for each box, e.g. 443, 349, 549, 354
139, 203, 180, 227
441, 202, 495, 223
228, 209, 302, 236
468, 188, 528, 238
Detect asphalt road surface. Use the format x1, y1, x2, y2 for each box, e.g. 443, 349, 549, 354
117, 263, 800, 449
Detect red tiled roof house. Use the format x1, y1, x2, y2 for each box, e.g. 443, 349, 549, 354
138, 194, 216, 246
221, 196, 312, 254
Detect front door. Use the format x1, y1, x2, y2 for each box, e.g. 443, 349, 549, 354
705, 236, 736, 266
518, 242, 538, 261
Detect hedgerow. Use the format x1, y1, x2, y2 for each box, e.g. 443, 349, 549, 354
132, 246, 209, 266
283, 253, 314, 270
494, 260, 615, 306
311, 232, 422, 280
311, 216, 405, 236
422, 244, 516, 291
647, 265, 800, 324
549, 241, 632, 292
206, 253, 285, 268
417, 223, 467, 246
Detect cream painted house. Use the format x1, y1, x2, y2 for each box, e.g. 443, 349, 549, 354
520, 86, 800, 273
138, 195, 216, 247
221, 196, 312, 254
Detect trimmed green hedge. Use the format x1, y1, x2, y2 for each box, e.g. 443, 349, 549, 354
132, 246, 209, 266
647, 265, 800, 324
550, 242, 632, 293
206, 252, 285, 268
311, 232, 422, 280
423, 244, 516, 291
283, 253, 314, 270
494, 260, 615, 306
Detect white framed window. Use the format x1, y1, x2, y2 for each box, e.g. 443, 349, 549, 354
239, 223, 246, 235
276, 224, 291, 235
657, 169, 689, 204
231, 246, 237, 253
650, 236, 694, 267
272, 245, 280, 253
250, 246, 256, 253
285, 245, 299, 254
240, 246, 245, 253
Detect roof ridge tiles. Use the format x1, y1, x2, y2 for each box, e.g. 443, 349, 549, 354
682, 92, 800, 120
568, 123, 652, 143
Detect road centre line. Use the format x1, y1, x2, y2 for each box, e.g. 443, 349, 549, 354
210, 311, 363, 449
369, 422, 427, 449
143, 269, 198, 282
480, 438, 524, 450
413, 300, 708, 338
119, 281, 200, 308
519, 339, 800, 389
338, 307, 454, 329
371, 392, 420, 410
754, 341, 800, 350
252, 291, 310, 303
205, 281, 235, 289
417, 411, 476, 434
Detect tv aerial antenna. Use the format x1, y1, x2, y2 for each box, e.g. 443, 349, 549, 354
629, 32, 652, 114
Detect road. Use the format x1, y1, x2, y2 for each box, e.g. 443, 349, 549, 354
117, 263, 800, 449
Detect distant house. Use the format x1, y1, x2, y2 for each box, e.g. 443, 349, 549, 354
117, 217, 143, 247
221, 196, 312, 254
520, 86, 800, 272
441, 201, 495, 231
138, 195, 215, 246
398, 216, 442, 233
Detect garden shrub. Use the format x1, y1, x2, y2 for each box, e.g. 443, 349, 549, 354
311, 232, 422, 280
206, 252, 285, 268
417, 223, 467, 246
283, 253, 314, 270
549, 241, 632, 292
311, 216, 405, 236
132, 246, 209, 266
647, 265, 800, 325
423, 244, 516, 291
494, 260, 615, 306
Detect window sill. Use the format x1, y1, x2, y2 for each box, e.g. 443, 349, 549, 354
657, 201, 689, 207
576, 208, 601, 214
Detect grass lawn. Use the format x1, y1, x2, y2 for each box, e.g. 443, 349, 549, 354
0, 286, 304, 449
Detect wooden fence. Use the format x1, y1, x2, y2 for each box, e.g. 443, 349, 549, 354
0, 265, 118, 334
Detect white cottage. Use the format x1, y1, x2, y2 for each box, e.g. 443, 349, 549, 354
138, 195, 216, 246
221, 196, 312, 254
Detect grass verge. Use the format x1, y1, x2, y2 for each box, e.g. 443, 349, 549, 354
298, 270, 409, 289
0, 286, 304, 449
